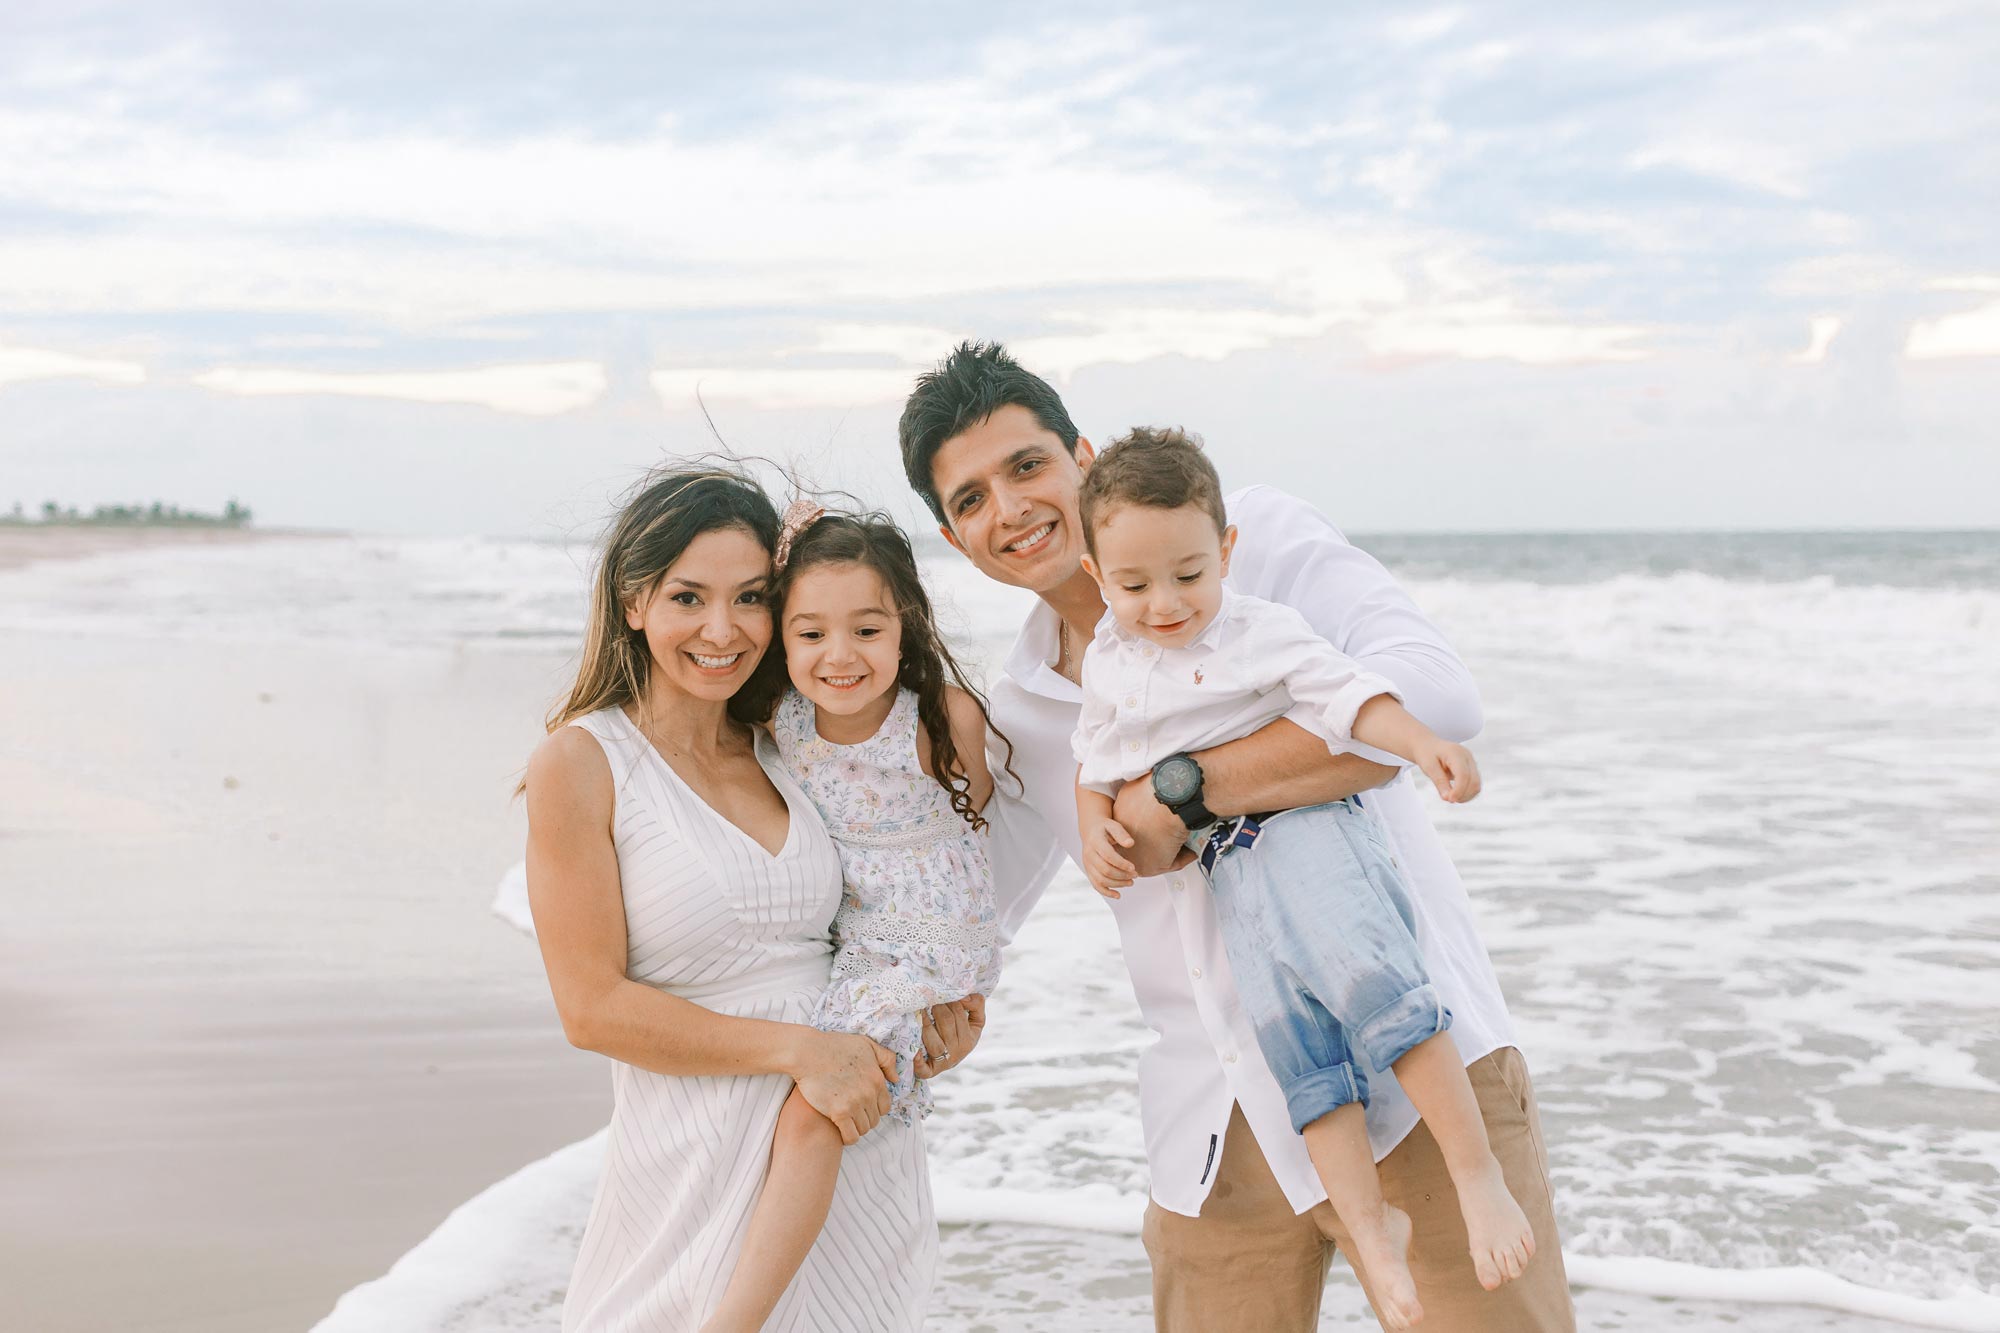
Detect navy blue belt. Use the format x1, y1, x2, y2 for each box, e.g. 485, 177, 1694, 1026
1197, 793, 1364, 873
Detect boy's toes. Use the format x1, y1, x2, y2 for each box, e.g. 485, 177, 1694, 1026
1472, 1250, 1503, 1291
1380, 1282, 1423, 1329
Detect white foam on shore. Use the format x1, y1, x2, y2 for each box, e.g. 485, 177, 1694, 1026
324, 1121, 2000, 1333
313, 1131, 604, 1333
491, 861, 534, 935
473, 871, 2000, 1332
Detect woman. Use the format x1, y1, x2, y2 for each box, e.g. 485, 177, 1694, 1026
523, 464, 977, 1331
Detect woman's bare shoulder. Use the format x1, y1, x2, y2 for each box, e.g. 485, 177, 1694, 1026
527, 723, 615, 816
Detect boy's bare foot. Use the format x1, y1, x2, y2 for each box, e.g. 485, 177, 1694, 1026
1352, 1202, 1424, 1329
1458, 1157, 1535, 1290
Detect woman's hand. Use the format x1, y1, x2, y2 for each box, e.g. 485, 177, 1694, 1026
913, 994, 986, 1080
790, 1029, 896, 1144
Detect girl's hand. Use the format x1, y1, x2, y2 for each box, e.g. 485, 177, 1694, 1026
1416, 739, 1481, 803
790, 1029, 897, 1144
913, 994, 986, 1080
1083, 818, 1137, 899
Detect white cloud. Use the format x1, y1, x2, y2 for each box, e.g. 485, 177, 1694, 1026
803, 324, 960, 364
1789, 315, 1841, 364
1907, 301, 2000, 359
192, 362, 608, 415
1628, 138, 1810, 199
0, 24, 1647, 386
1365, 304, 1649, 364
1383, 9, 1464, 46
0, 344, 146, 388
649, 367, 916, 411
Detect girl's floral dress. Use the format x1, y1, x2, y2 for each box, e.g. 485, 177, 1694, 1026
770, 686, 1001, 1122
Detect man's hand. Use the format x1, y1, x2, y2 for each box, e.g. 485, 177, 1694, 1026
1412, 738, 1481, 803
913, 994, 986, 1080
1112, 776, 1197, 879
1082, 816, 1138, 898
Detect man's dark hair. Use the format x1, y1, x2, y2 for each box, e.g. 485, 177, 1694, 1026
1077, 426, 1227, 555
898, 340, 1081, 524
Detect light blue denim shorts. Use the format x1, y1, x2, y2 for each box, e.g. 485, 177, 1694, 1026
1203, 797, 1452, 1133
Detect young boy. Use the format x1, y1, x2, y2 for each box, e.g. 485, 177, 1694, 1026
1071, 427, 1535, 1327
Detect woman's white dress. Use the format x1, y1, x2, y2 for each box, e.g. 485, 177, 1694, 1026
560, 706, 935, 1333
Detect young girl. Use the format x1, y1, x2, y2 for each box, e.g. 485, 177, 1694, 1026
700, 502, 1006, 1333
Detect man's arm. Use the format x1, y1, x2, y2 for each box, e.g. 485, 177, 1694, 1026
1113, 719, 1397, 876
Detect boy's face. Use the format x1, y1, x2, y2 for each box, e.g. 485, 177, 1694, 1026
1080, 503, 1237, 649
931, 403, 1095, 594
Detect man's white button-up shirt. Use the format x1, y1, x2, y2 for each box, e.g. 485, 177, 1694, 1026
1072, 588, 1401, 797
982, 484, 1517, 1218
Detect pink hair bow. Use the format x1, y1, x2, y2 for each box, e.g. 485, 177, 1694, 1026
774, 499, 826, 573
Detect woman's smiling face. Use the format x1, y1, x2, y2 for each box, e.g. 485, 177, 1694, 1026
624, 525, 773, 704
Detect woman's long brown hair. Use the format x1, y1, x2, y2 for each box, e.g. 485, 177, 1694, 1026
734, 512, 1016, 831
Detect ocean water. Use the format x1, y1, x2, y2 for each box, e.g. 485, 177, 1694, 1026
5, 528, 1996, 1329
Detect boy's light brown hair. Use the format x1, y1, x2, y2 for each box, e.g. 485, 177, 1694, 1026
1078, 426, 1228, 554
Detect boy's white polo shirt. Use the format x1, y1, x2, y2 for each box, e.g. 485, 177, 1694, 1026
1071, 587, 1400, 797
981, 484, 1518, 1218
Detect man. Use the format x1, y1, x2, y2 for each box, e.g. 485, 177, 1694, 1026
898, 342, 1574, 1331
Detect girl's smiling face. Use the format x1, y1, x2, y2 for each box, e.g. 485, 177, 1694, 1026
782, 561, 904, 724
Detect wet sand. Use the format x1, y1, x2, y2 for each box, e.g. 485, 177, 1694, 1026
0, 615, 609, 1332
0, 523, 292, 573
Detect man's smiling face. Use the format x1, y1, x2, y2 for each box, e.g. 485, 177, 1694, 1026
932, 403, 1095, 593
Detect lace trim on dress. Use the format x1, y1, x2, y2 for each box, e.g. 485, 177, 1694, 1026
833, 906, 998, 951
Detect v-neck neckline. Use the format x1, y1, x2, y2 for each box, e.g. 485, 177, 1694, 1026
619, 709, 800, 861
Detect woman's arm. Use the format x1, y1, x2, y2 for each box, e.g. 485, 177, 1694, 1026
524, 728, 895, 1142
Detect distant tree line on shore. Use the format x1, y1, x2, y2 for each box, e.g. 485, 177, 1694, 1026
1, 499, 253, 528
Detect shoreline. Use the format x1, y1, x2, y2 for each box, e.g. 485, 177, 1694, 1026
0, 523, 336, 574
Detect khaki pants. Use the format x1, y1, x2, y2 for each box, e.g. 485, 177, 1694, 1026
1142, 1047, 1574, 1332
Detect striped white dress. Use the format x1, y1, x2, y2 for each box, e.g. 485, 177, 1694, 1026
560, 707, 936, 1333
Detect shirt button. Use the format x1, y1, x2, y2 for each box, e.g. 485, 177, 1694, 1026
1125, 739, 1140, 751
1191, 967, 1203, 980
1124, 696, 1138, 708
1170, 876, 1184, 892
1224, 1051, 1239, 1065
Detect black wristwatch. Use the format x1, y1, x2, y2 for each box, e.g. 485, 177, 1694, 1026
1152, 752, 1216, 831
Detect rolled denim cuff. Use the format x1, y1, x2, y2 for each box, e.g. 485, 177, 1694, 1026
1353, 983, 1452, 1074
1281, 1061, 1365, 1133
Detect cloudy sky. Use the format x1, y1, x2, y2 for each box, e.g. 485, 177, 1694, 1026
2, 1, 1996, 535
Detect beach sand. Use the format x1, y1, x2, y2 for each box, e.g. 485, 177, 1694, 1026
0, 523, 286, 574
0, 567, 609, 1333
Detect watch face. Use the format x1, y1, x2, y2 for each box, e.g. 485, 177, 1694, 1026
1154, 755, 1201, 805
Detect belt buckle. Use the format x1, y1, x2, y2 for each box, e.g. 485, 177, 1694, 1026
1198, 814, 1264, 872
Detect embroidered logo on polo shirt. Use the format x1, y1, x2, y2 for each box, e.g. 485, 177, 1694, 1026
1193, 665, 1205, 685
